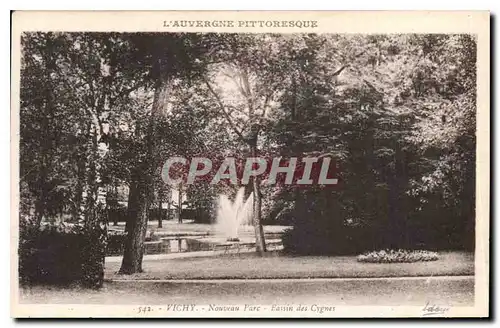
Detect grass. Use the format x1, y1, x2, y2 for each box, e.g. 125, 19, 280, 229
106, 251, 474, 280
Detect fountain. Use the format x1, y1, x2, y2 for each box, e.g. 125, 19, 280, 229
215, 187, 254, 241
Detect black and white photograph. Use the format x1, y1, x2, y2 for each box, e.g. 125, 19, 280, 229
10, 11, 490, 318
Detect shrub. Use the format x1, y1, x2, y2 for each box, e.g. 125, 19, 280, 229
281, 224, 380, 256
357, 249, 439, 263
19, 223, 106, 288
107, 229, 127, 256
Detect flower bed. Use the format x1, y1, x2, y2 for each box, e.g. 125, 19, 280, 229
357, 249, 439, 263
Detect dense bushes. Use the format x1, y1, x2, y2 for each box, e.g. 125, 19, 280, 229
282, 217, 474, 256
281, 190, 474, 256
108, 207, 171, 224
107, 208, 212, 224
282, 224, 381, 256
106, 230, 127, 256
19, 224, 106, 288
357, 249, 439, 263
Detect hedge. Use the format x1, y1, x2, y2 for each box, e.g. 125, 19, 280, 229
19, 224, 106, 288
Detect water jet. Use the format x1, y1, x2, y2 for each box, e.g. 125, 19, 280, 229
215, 187, 253, 241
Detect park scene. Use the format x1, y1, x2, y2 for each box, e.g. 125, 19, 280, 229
18, 32, 476, 306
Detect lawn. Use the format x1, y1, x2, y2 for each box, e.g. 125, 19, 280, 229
106, 251, 474, 281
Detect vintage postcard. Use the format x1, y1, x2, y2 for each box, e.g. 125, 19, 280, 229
11, 11, 490, 318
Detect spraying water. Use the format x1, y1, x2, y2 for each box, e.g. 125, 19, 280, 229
215, 187, 254, 241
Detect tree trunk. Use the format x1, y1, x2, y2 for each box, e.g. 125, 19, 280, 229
124, 183, 136, 234
73, 153, 86, 222
83, 126, 101, 229
177, 186, 183, 223
119, 171, 150, 274
34, 183, 46, 227
113, 185, 118, 226
250, 144, 266, 255
34, 38, 56, 228
158, 188, 163, 228
119, 68, 165, 274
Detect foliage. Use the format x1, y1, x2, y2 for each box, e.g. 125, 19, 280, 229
272, 34, 476, 252
19, 32, 476, 267
357, 249, 439, 263
106, 230, 127, 256
19, 222, 106, 287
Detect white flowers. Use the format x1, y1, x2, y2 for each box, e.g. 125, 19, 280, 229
357, 249, 439, 263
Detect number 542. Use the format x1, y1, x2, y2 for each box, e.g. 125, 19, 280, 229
137, 306, 153, 314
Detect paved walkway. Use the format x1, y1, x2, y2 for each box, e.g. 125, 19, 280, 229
110, 275, 474, 283
106, 250, 239, 263
21, 275, 475, 306
106, 247, 285, 263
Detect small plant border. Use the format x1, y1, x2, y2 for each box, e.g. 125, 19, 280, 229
357, 249, 439, 263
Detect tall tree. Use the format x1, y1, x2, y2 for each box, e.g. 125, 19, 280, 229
118, 33, 217, 273
201, 34, 294, 254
